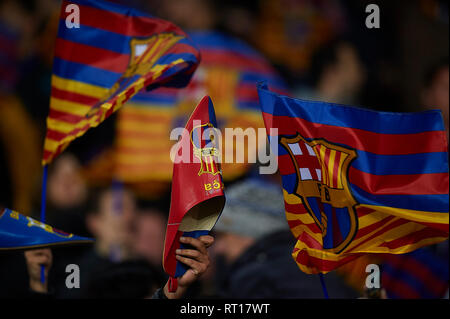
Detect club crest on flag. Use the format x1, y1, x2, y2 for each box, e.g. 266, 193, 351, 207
126, 34, 184, 77
191, 123, 221, 176
85, 33, 184, 119
280, 133, 358, 254
26, 216, 73, 239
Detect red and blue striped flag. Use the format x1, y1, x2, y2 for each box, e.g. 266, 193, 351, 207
258, 82, 449, 274
42, 0, 200, 165
112, 31, 287, 183
381, 247, 449, 298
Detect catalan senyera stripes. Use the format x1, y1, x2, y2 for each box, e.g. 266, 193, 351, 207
42, 0, 200, 165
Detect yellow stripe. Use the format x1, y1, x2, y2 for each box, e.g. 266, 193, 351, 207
116, 139, 172, 149
120, 104, 174, 116
345, 216, 401, 251
43, 139, 63, 152
116, 154, 171, 164
47, 116, 97, 134
292, 241, 345, 262
328, 149, 336, 188
353, 221, 425, 252
336, 152, 346, 188
117, 121, 168, 132
358, 236, 448, 254
51, 75, 109, 99
289, 224, 323, 244
139, 37, 159, 63
285, 211, 316, 225
354, 220, 446, 255
50, 97, 92, 116
360, 204, 449, 224
283, 189, 302, 205
318, 145, 328, 185
114, 168, 173, 182
357, 209, 389, 228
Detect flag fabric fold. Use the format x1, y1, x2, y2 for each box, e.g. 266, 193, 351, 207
258, 82, 449, 274
112, 31, 287, 184
0, 208, 93, 250
381, 247, 449, 299
42, 0, 200, 165
163, 96, 225, 292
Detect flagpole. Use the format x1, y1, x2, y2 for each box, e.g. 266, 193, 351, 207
319, 273, 329, 299
40, 164, 49, 283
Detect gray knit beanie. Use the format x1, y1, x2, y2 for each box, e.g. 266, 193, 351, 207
214, 178, 288, 239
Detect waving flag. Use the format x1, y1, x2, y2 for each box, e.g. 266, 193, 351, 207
258, 83, 449, 274
163, 96, 225, 292
111, 31, 287, 185
381, 247, 449, 298
42, 0, 200, 165
0, 208, 93, 250
114, 87, 179, 182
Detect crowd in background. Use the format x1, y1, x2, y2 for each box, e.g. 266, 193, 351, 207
0, 0, 448, 298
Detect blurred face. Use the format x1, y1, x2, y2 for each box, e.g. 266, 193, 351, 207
423, 66, 449, 131
87, 189, 137, 253
335, 43, 366, 97
133, 211, 166, 266
158, 0, 215, 30
47, 155, 87, 209
24, 248, 52, 282
213, 232, 254, 265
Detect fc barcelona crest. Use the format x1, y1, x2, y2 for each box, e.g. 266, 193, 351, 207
86, 33, 183, 118
280, 133, 358, 254
191, 123, 221, 176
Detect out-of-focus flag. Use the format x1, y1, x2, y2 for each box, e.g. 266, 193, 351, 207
114, 88, 179, 182
0, 22, 19, 92
258, 82, 449, 274
381, 247, 449, 298
42, 0, 200, 165
0, 208, 93, 250
112, 31, 287, 185
178, 31, 288, 180
163, 96, 225, 291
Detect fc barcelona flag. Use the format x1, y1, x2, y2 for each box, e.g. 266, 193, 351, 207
258, 82, 449, 274
42, 0, 200, 164
0, 208, 93, 250
163, 96, 225, 292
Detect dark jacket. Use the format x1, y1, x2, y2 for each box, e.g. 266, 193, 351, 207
216, 230, 359, 298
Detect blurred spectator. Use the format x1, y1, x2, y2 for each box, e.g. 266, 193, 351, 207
254, 0, 347, 82
0, 247, 53, 298
56, 187, 164, 298
85, 187, 137, 261
24, 248, 52, 295
295, 39, 367, 105
158, 0, 217, 31
0, 95, 41, 214
421, 59, 449, 136
212, 178, 358, 298
34, 153, 89, 237
133, 207, 167, 270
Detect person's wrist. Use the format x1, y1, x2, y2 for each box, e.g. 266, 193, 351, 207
29, 279, 48, 293
163, 281, 187, 299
